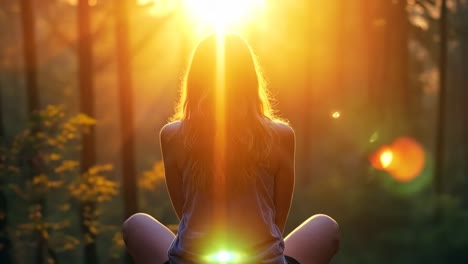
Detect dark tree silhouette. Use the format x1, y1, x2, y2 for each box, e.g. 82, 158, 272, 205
434, 0, 448, 216
0, 79, 3, 141
0, 81, 13, 264
19, 1, 46, 263
77, 0, 98, 263
20, 0, 39, 114
388, 0, 410, 134
115, 0, 138, 221
364, 0, 389, 128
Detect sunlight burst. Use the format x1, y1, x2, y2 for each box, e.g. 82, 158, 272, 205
184, 0, 266, 33
204, 250, 245, 263
137, 0, 179, 17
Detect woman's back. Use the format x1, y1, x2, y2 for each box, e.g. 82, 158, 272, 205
160, 120, 295, 264
122, 33, 339, 264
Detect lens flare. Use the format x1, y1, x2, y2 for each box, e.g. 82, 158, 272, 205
214, 251, 234, 262
204, 250, 245, 263
369, 145, 393, 170
379, 149, 394, 168
370, 137, 426, 182
387, 137, 425, 182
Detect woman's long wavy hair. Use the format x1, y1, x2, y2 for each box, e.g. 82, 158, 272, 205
170, 34, 285, 190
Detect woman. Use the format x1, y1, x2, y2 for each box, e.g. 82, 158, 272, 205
123, 34, 340, 264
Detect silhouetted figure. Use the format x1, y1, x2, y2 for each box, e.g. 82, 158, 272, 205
122, 34, 339, 264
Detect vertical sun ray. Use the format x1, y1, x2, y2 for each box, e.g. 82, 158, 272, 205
213, 34, 227, 239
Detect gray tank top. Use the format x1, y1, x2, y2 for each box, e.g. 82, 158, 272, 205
167, 162, 287, 264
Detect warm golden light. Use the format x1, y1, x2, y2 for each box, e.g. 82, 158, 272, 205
369, 137, 426, 183
369, 131, 379, 143
331, 111, 341, 119
212, 35, 227, 236
183, 0, 266, 33
370, 146, 393, 171
387, 137, 426, 182
203, 249, 246, 263
379, 150, 394, 169
65, 0, 97, 6
137, 0, 178, 17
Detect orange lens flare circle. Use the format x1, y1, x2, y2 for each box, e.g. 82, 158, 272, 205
370, 137, 426, 182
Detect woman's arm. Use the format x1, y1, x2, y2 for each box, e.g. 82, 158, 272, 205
273, 123, 296, 234
160, 122, 184, 220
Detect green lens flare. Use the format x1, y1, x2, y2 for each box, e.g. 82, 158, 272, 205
215, 250, 234, 262
204, 250, 245, 263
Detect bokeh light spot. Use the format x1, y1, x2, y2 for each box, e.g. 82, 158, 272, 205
369, 131, 379, 143
379, 149, 394, 168
370, 145, 392, 170
370, 137, 426, 182
387, 137, 425, 182
331, 111, 341, 119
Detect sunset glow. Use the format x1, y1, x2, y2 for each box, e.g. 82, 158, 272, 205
137, 0, 179, 17
183, 0, 266, 33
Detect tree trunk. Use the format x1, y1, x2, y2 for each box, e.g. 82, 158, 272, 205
451, 0, 468, 210
115, 0, 138, 221
390, 0, 410, 135
20, 1, 44, 263
34, 201, 47, 264
362, 0, 389, 134
80, 202, 98, 264
434, 0, 448, 219
461, 38, 468, 208
77, 0, 98, 263
0, 81, 3, 141
0, 191, 13, 264
0, 76, 7, 256
20, 0, 39, 114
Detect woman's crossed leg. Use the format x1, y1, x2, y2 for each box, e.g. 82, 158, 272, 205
122, 213, 175, 264
122, 213, 339, 264
284, 214, 340, 264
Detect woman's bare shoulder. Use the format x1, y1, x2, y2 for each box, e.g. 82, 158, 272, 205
160, 121, 182, 144
270, 121, 295, 140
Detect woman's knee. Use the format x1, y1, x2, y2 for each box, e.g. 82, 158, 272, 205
284, 214, 340, 263
305, 214, 340, 240
122, 213, 154, 239
305, 214, 340, 253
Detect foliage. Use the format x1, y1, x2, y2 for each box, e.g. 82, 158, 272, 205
138, 160, 178, 227
69, 164, 117, 204
1, 0, 468, 263
0, 105, 119, 262
138, 161, 165, 191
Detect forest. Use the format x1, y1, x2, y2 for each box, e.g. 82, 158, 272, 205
0, 0, 467, 263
